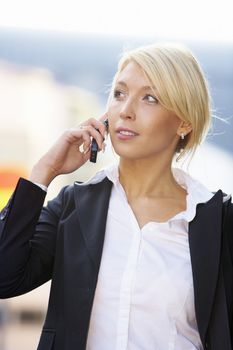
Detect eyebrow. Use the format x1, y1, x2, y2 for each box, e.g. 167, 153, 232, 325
115, 81, 156, 91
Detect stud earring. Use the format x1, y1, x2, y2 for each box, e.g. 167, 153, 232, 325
181, 133, 185, 140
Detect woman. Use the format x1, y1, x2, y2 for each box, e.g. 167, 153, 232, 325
0, 43, 233, 350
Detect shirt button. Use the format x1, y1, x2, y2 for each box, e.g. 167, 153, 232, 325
0, 208, 8, 220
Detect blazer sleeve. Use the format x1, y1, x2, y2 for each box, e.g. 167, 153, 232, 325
0, 178, 67, 299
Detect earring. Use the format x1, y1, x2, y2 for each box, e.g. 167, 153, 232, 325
178, 132, 186, 156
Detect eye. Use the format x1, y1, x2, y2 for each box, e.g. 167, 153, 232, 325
143, 94, 158, 103
113, 89, 125, 99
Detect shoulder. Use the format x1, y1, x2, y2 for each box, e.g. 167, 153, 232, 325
45, 182, 80, 216
46, 176, 112, 211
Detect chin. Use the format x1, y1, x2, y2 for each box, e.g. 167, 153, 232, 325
113, 146, 147, 161
111, 138, 163, 161
112, 142, 133, 157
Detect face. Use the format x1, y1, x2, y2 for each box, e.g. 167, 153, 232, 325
107, 61, 182, 162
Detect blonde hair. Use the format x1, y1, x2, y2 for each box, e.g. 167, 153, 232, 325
108, 43, 212, 159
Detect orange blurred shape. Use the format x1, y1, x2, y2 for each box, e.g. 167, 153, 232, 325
0, 167, 26, 188
0, 167, 27, 209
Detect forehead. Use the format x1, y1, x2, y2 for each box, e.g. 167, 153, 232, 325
115, 61, 152, 89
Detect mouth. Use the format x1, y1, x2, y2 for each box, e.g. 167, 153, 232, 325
116, 127, 139, 140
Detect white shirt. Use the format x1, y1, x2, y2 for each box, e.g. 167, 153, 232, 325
77, 164, 214, 350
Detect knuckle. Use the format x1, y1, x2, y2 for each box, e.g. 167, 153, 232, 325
85, 117, 94, 124
89, 117, 96, 123
64, 129, 71, 137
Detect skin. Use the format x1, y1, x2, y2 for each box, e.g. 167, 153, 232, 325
30, 119, 107, 187
30, 61, 192, 228
107, 62, 193, 227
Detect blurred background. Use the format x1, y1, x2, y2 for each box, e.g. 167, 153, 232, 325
0, 0, 233, 348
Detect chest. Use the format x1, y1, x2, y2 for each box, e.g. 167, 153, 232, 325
106, 188, 191, 286
88, 202, 200, 349
128, 196, 186, 229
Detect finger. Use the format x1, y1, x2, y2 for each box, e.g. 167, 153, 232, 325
65, 128, 92, 155
99, 112, 108, 123
99, 113, 109, 139
80, 131, 92, 153
83, 126, 105, 150
81, 147, 91, 163
81, 117, 107, 139
74, 126, 104, 151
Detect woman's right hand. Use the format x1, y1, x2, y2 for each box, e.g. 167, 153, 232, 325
29, 117, 107, 187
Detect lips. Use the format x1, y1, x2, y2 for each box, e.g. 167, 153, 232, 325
115, 126, 139, 140
116, 127, 139, 136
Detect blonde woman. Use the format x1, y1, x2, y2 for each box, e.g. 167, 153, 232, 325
0, 44, 232, 350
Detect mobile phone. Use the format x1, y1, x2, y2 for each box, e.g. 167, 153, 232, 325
90, 119, 109, 163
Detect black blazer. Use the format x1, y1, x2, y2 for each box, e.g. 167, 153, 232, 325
0, 177, 233, 350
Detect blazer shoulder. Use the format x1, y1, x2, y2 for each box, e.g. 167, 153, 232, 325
45, 183, 75, 218
45, 177, 112, 217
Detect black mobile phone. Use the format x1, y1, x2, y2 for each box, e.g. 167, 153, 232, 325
90, 119, 109, 163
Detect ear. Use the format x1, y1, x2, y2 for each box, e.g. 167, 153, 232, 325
177, 121, 193, 137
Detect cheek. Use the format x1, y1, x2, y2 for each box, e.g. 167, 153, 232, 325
145, 116, 180, 149
107, 105, 119, 130
152, 113, 180, 135
107, 109, 116, 123
107, 117, 117, 143
108, 97, 118, 109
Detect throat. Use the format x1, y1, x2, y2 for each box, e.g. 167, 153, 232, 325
127, 193, 187, 228
118, 162, 183, 198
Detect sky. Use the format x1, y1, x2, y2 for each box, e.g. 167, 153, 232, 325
0, 0, 233, 42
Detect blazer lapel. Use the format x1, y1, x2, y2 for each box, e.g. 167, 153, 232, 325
189, 189, 223, 345
73, 177, 113, 273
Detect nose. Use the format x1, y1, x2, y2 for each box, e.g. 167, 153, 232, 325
119, 98, 136, 120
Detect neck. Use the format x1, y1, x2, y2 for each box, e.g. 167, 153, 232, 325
118, 156, 183, 198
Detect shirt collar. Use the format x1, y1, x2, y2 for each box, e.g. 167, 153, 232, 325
171, 168, 214, 222
75, 163, 119, 187
75, 163, 214, 222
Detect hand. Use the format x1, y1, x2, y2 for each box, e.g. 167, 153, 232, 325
29, 116, 108, 186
